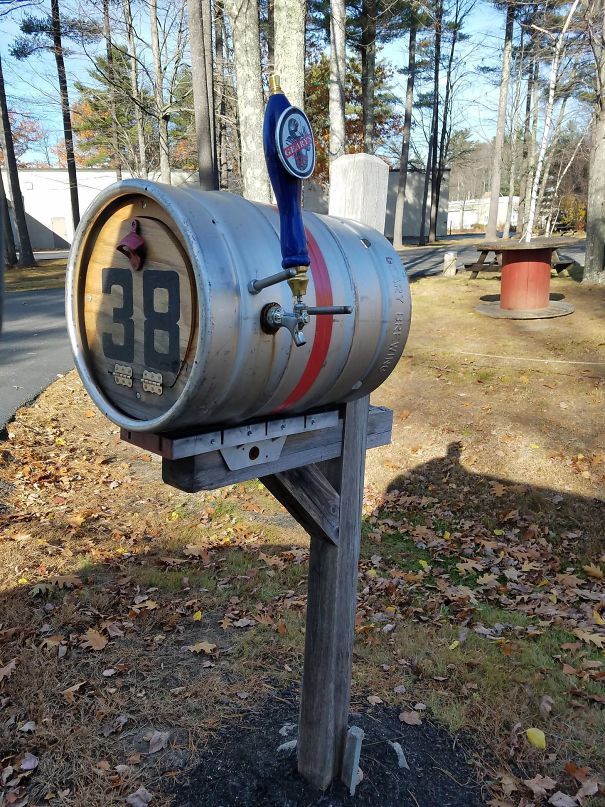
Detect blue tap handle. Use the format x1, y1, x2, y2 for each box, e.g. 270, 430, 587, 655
263, 82, 315, 270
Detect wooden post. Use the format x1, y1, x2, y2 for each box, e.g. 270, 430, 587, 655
127, 396, 382, 791
295, 396, 369, 789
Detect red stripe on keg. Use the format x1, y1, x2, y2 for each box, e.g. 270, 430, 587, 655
276, 228, 333, 411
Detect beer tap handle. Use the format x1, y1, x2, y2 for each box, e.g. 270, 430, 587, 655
263, 74, 315, 299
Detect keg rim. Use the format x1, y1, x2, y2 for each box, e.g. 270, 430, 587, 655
66, 178, 208, 433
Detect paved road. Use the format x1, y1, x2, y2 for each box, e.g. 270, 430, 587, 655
0, 238, 587, 429
0, 288, 73, 429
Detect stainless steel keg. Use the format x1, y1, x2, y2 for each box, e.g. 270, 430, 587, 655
66, 179, 410, 433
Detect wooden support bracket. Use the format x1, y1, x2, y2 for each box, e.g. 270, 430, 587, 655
261, 465, 340, 545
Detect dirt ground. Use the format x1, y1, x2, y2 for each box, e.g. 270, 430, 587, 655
0, 273, 603, 806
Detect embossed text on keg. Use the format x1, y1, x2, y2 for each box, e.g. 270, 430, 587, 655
379, 312, 406, 373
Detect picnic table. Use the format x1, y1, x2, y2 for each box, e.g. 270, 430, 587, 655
470, 238, 576, 319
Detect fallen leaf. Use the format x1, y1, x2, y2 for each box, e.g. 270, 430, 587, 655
80, 629, 108, 651
498, 771, 519, 797
573, 629, 605, 649
20, 753, 39, 771
548, 792, 577, 807
126, 786, 153, 806
367, 695, 383, 706
583, 563, 603, 580
232, 618, 256, 628
0, 658, 17, 683
526, 727, 546, 750
539, 695, 554, 719
524, 774, 557, 797
576, 779, 599, 803
61, 681, 86, 703
148, 730, 170, 755
18, 720, 36, 733
490, 481, 507, 497
192, 611, 202, 621
185, 641, 216, 655
399, 710, 422, 726
564, 762, 591, 784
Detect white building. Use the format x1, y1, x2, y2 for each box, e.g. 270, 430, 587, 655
447, 194, 519, 233
2, 168, 200, 251
3, 165, 448, 251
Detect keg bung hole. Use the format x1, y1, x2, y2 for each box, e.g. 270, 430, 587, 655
361, 238, 372, 248
249, 445, 260, 460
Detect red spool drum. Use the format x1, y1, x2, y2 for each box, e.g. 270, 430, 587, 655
500, 248, 552, 311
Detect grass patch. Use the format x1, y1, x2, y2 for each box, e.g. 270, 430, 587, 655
4, 259, 67, 292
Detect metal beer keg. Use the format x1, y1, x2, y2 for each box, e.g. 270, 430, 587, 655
66, 179, 410, 433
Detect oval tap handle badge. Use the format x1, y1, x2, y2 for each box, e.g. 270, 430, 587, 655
275, 106, 315, 180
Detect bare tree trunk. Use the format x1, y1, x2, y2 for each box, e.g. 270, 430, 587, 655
486, 1, 514, 240
503, 45, 524, 239
585, 109, 605, 281
329, 0, 346, 177
202, 0, 216, 164
150, 0, 171, 183
523, 0, 580, 242
103, 0, 122, 181
393, 20, 417, 250
516, 56, 533, 231
0, 55, 35, 267
188, 0, 218, 189
584, 0, 605, 282
419, 133, 434, 246
503, 138, 518, 238
360, 0, 376, 152
427, 0, 443, 244
275, 0, 306, 109
0, 170, 17, 266
123, 0, 147, 178
522, 59, 539, 234
432, 0, 463, 240
535, 98, 567, 227
215, 2, 228, 189
267, 0, 275, 72
224, 0, 270, 202
51, 0, 79, 229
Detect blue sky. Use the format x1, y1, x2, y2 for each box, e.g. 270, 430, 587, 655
1, 0, 507, 165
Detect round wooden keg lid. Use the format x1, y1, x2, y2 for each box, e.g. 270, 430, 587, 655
77, 194, 197, 422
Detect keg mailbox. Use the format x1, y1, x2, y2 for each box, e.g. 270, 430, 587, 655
66, 76, 413, 793
66, 83, 410, 436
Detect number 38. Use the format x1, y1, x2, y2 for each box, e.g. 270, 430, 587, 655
101, 267, 181, 374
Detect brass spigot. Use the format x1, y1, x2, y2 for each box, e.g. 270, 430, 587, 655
288, 267, 309, 298
269, 74, 283, 95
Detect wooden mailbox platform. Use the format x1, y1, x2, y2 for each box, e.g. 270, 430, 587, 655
122, 399, 392, 789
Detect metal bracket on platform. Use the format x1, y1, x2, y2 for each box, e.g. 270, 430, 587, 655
120, 404, 393, 496
220, 436, 287, 470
